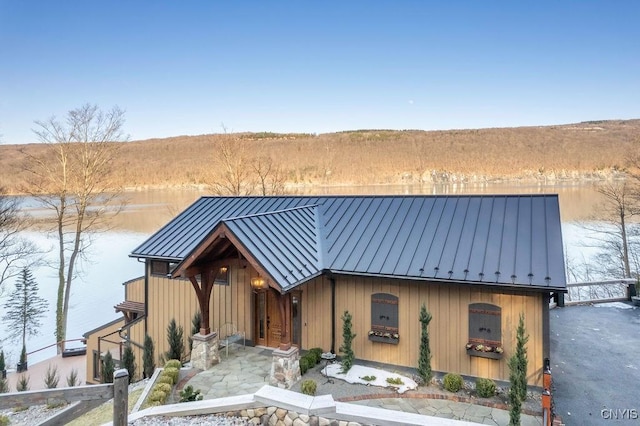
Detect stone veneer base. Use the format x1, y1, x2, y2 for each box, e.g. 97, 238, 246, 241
191, 332, 219, 370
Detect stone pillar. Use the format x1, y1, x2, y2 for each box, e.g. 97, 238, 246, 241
269, 346, 301, 389
191, 332, 219, 370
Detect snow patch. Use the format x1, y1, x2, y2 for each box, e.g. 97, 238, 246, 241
323, 363, 417, 394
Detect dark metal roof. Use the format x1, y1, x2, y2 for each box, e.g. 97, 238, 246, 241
131, 195, 566, 291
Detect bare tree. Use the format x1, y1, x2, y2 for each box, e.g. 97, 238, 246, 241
579, 179, 639, 279
209, 136, 255, 196
22, 104, 127, 353
253, 156, 286, 196
0, 189, 36, 297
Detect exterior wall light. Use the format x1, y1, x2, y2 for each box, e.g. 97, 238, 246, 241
251, 276, 266, 289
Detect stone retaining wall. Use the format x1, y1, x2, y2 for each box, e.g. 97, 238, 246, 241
224, 407, 364, 426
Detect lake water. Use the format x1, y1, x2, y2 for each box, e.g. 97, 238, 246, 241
0, 183, 607, 366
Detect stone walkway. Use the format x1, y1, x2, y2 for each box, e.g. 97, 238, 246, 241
183, 345, 542, 425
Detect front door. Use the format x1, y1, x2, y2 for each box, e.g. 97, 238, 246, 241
254, 289, 284, 347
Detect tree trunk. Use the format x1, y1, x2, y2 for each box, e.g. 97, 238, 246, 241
56, 203, 66, 354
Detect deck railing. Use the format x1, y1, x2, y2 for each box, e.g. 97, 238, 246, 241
564, 279, 636, 305
0, 369, 129, 425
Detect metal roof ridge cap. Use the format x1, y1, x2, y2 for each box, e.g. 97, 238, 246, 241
221, 204, 320, 222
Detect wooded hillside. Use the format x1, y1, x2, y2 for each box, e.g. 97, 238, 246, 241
1, 119, 638, 193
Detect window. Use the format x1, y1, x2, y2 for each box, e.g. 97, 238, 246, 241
215, 266, 229, 285
150, 261, 169, 276
93, 350, 100, 380
368, 293, 399, 344
291, 292, 302, 347
467, 303, 503, 359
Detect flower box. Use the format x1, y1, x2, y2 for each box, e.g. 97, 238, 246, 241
466, 348, 503, 359
368, 330, 399, 344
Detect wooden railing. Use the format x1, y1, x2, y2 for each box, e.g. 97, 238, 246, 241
0, 369, 129, 425
564, 279, 636, 305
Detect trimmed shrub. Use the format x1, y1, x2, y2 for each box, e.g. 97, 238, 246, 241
163, 367, 179, 385
443, 373, 463, 393
476, 378, 496, 398
301, 379, 317, 396
360, 375, 376, 382
339, 310, 356, 373
155, 382, 172, 395
157, 375, 174, 386
102, 351, 115, 384
149, 390, 168, 404
165, 318, 185, 363
308, 348, 323, 364
299, 356, 311, 375
122, 344, 136, 384
165, 359, 182, 370
143, 334, 155, 379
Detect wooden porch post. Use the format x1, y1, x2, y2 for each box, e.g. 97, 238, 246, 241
278, 292, 291, 351
189, 268, 217, 335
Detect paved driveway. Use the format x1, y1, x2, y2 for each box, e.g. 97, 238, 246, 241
550, 303, 640, 425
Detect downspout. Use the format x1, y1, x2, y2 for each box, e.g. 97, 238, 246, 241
144, 260, 149, 336
330, 276, 336, 354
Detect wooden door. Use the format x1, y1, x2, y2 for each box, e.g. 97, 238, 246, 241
254, 289, 285, 347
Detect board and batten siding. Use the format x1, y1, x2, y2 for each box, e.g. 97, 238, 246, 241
124, 276, 145, 303
145, 259, 253, 365
302, 275, 544, 387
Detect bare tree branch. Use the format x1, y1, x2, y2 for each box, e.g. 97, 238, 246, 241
21, 104, 128, 353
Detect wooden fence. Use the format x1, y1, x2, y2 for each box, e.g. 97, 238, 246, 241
0, 369, 129, 425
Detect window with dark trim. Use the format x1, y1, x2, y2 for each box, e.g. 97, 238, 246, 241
368, 293, 399, 344
93, 350, 100, 380
150, 261, 169, 276
466, 303, 503, 359
215, 266, 229, 285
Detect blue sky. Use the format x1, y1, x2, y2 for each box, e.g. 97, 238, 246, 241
0, 1, 638, 144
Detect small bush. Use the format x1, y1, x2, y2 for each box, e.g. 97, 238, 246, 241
476, 378, 497, 398
443, 373, 463, 393
301, 379, 317, 396
163, 367, 179, 384
102, 351, 115, 384
0, 377, 8, 393
122, 344, 136, 384
143, 334, 155, 379
16, 374, 30, 392
180, 385, 203, 402
157, 375, 174, 386
0, 414, 9, 426
148, 390, 168, 404
386, 377, 404, 386
43, 364, 59, 389
299, 356, 311, 375
155, 382, 172, 394
66, 368, 79, 387
165, 359, 182, 369
308, 348, 323, 364
360, 375, 376, 382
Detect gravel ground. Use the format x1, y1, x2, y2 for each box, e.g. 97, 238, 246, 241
131, 414, 250, 425
0, 403, 70, 426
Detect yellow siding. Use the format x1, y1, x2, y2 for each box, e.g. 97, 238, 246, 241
124, 277, 145, 303
145, 259, 254, 367
84, 318, 125, 384
305, 276, 544, 386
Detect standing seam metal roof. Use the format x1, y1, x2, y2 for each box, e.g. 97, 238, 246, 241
130, 195, 566, 290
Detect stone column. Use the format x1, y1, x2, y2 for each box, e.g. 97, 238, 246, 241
191, 331, 219, 370
269, 346, 301, 389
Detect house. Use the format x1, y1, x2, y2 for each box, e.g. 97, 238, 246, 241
85, 195, 566, 388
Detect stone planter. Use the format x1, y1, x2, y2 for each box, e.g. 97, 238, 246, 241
1, 369, 6, 379
631, 296, 640, 307
17, 362, 28, 373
